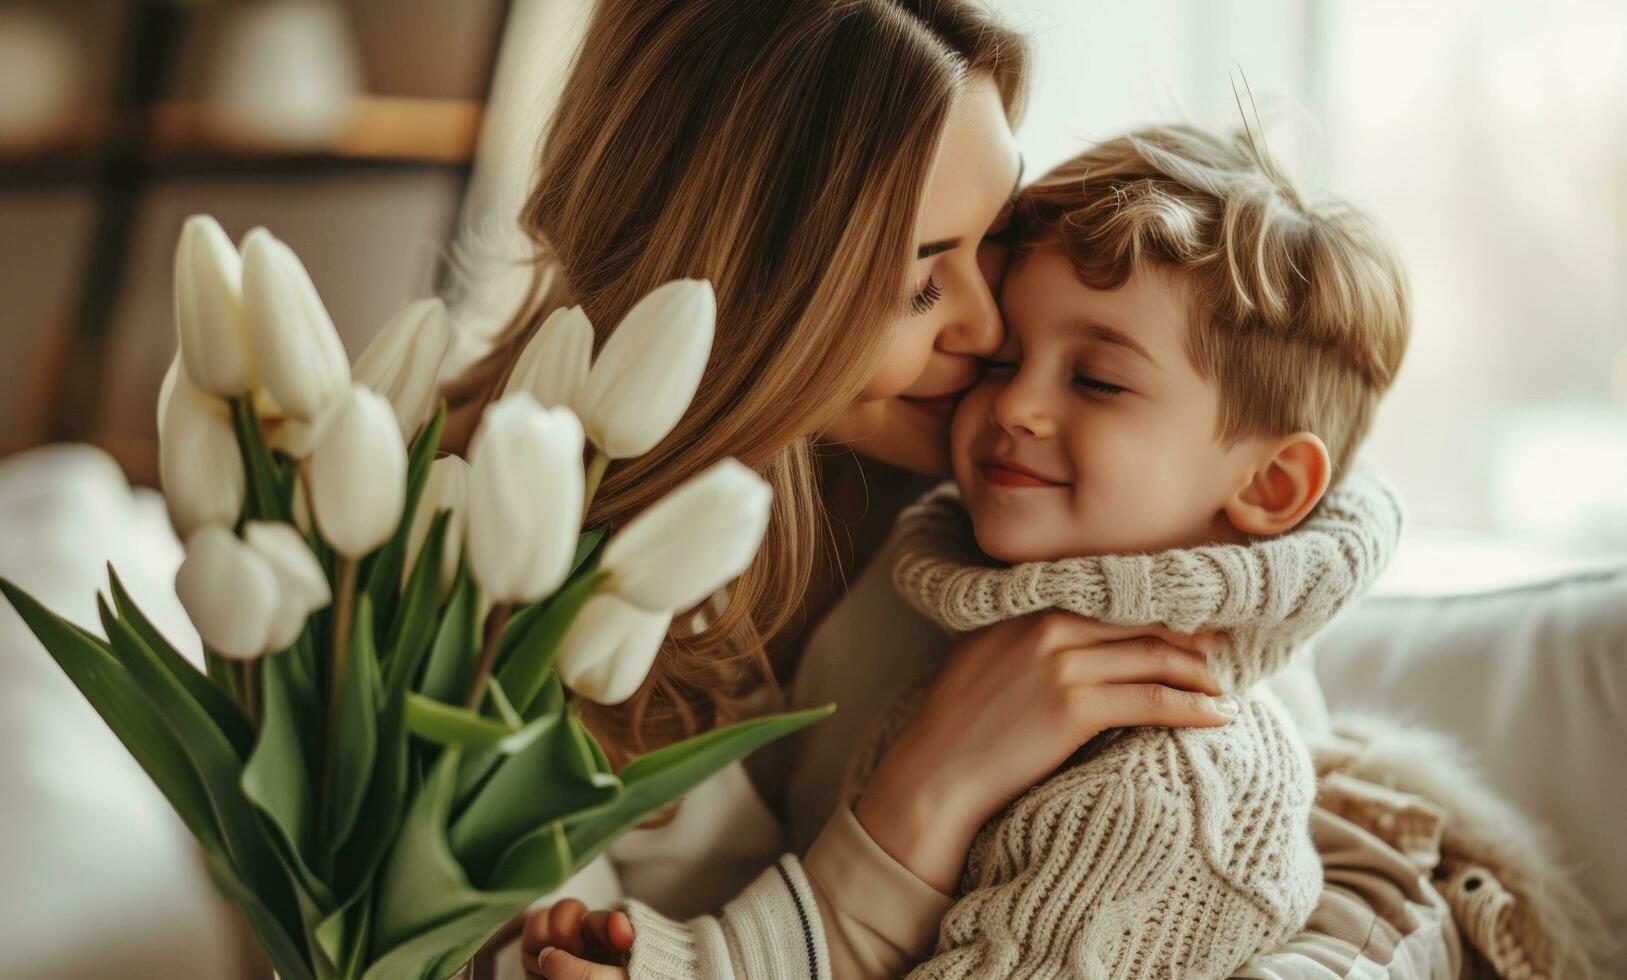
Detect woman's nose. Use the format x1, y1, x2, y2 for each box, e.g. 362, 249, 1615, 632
989, 370, 1055, 439
935, 257, 1003, 358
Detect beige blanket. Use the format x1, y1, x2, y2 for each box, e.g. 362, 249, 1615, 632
1237, 715, 1613, 979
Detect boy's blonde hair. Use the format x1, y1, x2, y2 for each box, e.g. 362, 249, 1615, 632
1014, 125, 1409, 476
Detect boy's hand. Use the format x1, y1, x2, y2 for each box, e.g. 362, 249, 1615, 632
519, 899, 635, 979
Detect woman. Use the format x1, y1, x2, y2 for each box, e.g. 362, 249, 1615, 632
447, 1, 1236, 976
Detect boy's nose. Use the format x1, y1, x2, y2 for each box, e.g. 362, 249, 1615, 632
989, 378, 1056, 439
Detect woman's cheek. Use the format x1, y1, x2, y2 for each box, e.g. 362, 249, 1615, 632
861, 319, 939, 398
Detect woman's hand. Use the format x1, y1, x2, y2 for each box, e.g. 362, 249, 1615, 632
519, 899, 635, 980
854, 613, 1234, 893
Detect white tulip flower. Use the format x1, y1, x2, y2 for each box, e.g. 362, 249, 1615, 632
175, 526, 280, 660
401, 454, 468, 596
599, 458, 771, 613
354, 297, 452, 441
307, 384, 407, 559
503, 305, 592, 410
465, 395, 584, 604
243, 520, 330, 651
174, 214, 256, 397
554, 592, 672, 705
241, 227, 351, 426
159, 354, 246, 537
576, 279, 714, 458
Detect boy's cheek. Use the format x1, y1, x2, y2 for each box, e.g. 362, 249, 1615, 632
949, 385, 995, 487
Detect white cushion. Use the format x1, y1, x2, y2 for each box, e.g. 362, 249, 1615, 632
1315, 561, 1627, 969
0, 445, 242, 979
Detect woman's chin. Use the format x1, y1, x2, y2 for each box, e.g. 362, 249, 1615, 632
824, 399, 954, 477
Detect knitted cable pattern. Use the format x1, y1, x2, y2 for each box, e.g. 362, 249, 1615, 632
874, 471, 1405, 980
891, 469, 1405, 692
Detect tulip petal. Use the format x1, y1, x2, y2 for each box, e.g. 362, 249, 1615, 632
175, 526, 280, 660
159, 365, 246, 537
355, 297, 452, 441
401, 455, 468, 596
241, 227, 351, 423
307, 384, 408, 559
554, 593, 672, 705
465, 395, 584, 604
504, 305, 592, 411
577, 279, 714, 458
175, 214, 256, 396
601, 458, 772, 613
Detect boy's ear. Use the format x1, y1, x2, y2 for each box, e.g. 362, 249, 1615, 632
1223, 432, 1332, 537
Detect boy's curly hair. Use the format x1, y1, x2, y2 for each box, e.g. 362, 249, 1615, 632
1013, 125, 1410, 476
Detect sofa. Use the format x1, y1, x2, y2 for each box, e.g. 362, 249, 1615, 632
1, 444, 1621, 977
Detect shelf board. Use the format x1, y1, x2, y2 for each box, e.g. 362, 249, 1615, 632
0, 95, 485, 171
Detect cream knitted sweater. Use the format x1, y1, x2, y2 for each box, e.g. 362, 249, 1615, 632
855, 470, 1405, 980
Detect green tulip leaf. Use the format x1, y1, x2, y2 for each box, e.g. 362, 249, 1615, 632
230, 395, 291, 523
202, 846, 317, 980
486, 819, 572, 893
485, 674, 523, 729
106, 564, 255, 758
332, 530, 448, 903
382, 512, 449, 693
242, 650, 331, 907
417, 568, 477, 704
372, 750, 487, 954
448, 704, 619, 885
362, 900, 521, 980
0, 579, 223, 857
565, 705, 836, 869
405, 692, 553, 754
91, 595, 304, 948
451, 674, 564, 807
571, 525, 608, 576
324, 596, 381, 861
493, 570, 605, 717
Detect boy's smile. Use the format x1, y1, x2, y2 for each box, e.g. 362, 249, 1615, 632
951, 249, 1263, 563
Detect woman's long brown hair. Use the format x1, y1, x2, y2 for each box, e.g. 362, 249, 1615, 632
443, 0, 1027, 761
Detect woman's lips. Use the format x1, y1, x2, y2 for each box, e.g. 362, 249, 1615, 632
980, 460, 1067, 488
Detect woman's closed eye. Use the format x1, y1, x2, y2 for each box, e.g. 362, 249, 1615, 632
908, 276, 944, 315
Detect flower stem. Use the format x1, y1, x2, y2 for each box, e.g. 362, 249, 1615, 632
463, 602, 511, 710
583, 450, 610, 522
323, 558, 358, 791
241, 658, 260, 729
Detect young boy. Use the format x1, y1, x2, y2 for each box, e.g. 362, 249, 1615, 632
852, 124, 1411, 978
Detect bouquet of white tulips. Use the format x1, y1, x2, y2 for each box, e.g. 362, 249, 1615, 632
1, 216, 830, 980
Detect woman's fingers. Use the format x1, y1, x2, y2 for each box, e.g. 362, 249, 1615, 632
1078, 683, 1238, 732
535, 946, 628, 980
1063, 639, 1222, 695
581, 909, 636, 956
1017, 610, 1222, 657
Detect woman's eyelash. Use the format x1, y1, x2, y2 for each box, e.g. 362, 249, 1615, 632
909, 277, 943, 315
1075, 375, 1127, 396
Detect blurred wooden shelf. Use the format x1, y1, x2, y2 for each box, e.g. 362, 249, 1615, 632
0, 95, 484, 174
